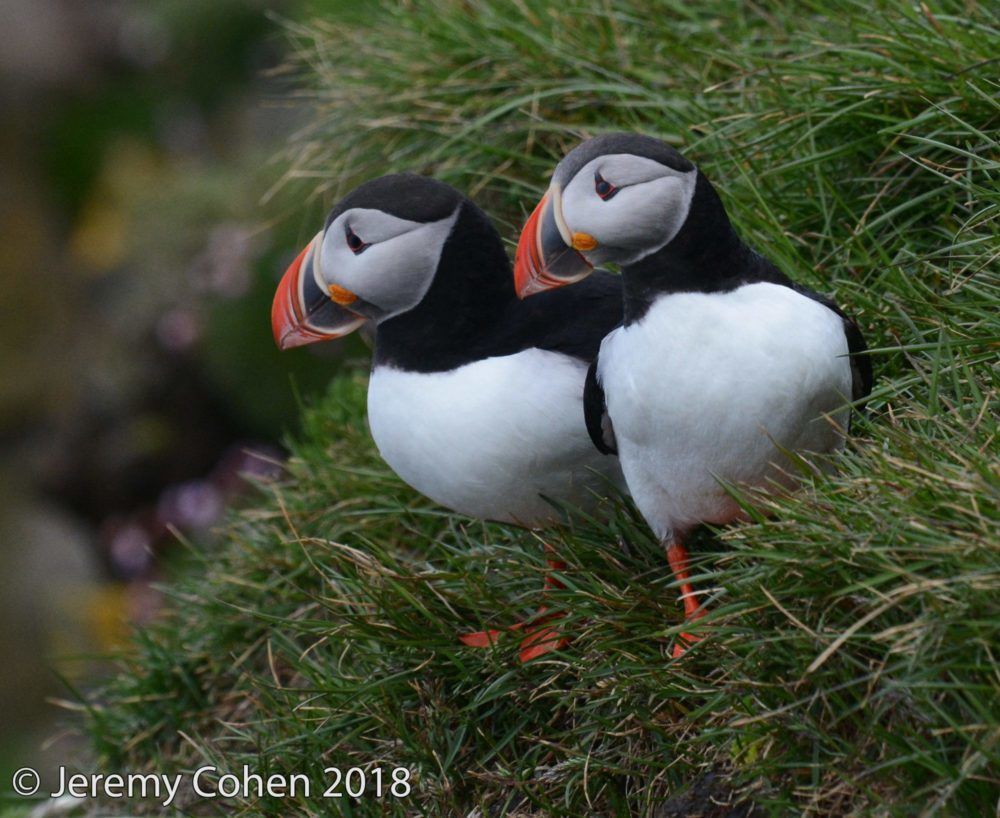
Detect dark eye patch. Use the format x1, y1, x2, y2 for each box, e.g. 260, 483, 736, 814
594, 171, 619, 201
345, 225, 369, 254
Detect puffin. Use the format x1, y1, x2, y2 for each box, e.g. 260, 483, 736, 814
271, 173, 624, 661
514, 133, 872, 656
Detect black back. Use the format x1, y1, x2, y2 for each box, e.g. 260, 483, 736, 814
373, 196, 623, 373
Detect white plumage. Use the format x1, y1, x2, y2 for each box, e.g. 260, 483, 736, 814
598, 282, 853, 540
368, 348, 623, 526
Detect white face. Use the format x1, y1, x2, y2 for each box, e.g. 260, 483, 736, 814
315, 206, 459, 320
558, 153, 698, 266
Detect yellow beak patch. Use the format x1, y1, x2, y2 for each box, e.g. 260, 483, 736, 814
328, 284, 358, 306
571, 232, 599, 252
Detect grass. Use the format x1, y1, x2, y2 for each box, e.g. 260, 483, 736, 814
73, 0, 999, 815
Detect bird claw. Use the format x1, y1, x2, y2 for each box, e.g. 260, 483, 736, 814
671, 631, 702, 659
460, 608, 567, 662
458, 629, 506, 648
518, 625, 568, 662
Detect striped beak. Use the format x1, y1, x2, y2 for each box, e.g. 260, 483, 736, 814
514, 187, 594, 299
271, 231, 366, 350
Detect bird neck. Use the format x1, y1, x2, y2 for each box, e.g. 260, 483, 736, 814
373, 202, 517, 372
620, 170, 775, 324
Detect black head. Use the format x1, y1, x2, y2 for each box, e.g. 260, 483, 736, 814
324, 173, 463, 229
515, 133, 748, 313
551, 132, 695, 190
272, 174, 512, 351
515, 133, 704, 294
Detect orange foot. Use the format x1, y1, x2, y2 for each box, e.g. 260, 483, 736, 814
666, 538, 708, 659
459, 629, 509, 648
518, 617, 569, 662
461, 547, 570, 662
461, 608, 568, 663
671, 630, 703, 659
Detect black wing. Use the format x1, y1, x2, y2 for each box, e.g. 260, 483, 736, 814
511, 269, 624, 363
792, 284, 873, 412
584, 358, 617, 455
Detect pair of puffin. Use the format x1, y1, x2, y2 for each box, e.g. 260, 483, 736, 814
272, 133, 871, 660
272, 174, 624, 660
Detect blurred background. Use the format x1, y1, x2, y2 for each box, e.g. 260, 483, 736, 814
0, 0, 353, 783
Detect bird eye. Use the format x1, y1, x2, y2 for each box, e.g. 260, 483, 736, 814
345, 225, 369, 254
594, 172, 618, 201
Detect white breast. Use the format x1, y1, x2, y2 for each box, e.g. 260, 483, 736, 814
367, 349, 623, 526
598, 282, 853, 540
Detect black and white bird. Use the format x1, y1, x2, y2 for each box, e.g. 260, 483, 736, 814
514, 133, 872, 656
272, 174, 624, 660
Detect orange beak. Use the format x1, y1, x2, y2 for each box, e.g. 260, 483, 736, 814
271, 232, 366, 350
513, 188, 594, 299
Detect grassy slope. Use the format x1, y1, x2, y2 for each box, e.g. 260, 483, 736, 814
81, 1, 997, 815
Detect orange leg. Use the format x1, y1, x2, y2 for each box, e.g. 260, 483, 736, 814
460, 544, 569, 661
542, 546, 566, 591
518, 547, 569, 661
666, 539, 706, 658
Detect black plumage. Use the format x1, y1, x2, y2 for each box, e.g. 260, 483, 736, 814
584, 360, 616, 455
374, 191, 623, 373
553, 133, 694, 189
